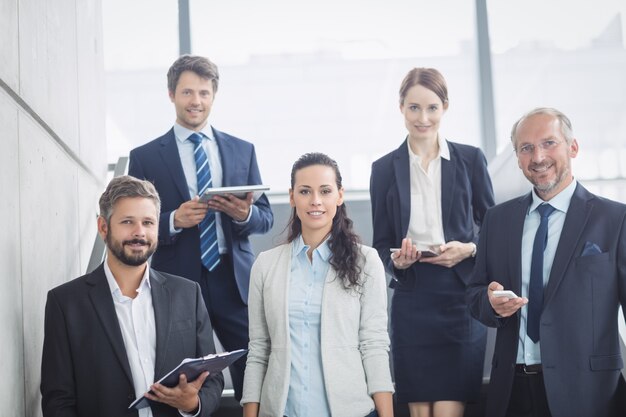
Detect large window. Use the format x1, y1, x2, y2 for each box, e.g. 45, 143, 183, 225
487, 0, 626, 200
104, 0, 479, 192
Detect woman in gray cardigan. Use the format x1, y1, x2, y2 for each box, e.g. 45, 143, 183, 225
241, 153, 394, 417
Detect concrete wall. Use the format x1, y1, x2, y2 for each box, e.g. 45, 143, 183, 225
0, 1, 106, 416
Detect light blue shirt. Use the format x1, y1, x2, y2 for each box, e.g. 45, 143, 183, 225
284, 236, 331, 417
516, 180, 577, 364
169, 123, 252, 254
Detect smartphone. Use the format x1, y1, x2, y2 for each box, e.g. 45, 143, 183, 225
390, 248, 438, 257
492, 290, 519, 298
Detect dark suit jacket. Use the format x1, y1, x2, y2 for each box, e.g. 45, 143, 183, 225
467, 183, 626, 417
40, 264, 224, 417
370, 139, 494, 284
128, 127, 273, 304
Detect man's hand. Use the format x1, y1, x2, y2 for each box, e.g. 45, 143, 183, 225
419, 241, 473, 268
206, 192, 253, 222
145, 371, 209, 413
174, 196, 209, 229
488, 281, 527, 317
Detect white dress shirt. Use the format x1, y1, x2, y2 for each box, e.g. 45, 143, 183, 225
104, 261, 156, 417
406, 136, 449, 247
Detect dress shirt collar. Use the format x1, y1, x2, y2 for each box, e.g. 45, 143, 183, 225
173, 122, 215, 144
103, 259, 152, 300
292, 234, 332, 263
406, 134, 450, 163
528, 178, 577, 215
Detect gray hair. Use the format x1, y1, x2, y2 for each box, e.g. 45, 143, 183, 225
510, 107, 574, 149
99, 176, 161, 223
167, 54, 220, 94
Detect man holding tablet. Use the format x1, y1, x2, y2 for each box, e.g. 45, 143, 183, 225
129, 55, 273, 401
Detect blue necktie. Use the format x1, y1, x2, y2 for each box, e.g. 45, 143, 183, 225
527, 203, 556, 343
188, 133, 220, 271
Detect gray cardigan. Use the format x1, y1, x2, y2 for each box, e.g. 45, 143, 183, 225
241, 243, 394, 417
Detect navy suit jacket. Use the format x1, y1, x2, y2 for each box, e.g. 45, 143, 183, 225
467, 183, 626, 417
370, 139, 494, 285
128, 127, 273, 304
40, 264, 224, 417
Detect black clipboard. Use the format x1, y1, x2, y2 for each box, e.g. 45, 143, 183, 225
129, 349, 247, 410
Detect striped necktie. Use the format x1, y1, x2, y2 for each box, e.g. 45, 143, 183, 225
188, 133, 220, 271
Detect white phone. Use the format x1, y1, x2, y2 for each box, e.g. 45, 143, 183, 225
492, 290, 519, 298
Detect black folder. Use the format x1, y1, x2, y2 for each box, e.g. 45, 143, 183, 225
129, 349, 247, 410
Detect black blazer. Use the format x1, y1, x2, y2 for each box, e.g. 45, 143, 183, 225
467, 184, 626, 417
129, 127, 274, 304
370, 139, 494, 284
40, 264, 224, 417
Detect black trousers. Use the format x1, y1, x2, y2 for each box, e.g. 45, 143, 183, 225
505, 370, 552, 417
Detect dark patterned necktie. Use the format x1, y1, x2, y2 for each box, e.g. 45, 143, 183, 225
527, 203, 556, 343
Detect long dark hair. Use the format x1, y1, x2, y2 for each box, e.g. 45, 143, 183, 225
287, 153, 362, 289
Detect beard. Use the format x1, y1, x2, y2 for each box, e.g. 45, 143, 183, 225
528, 163, 570, 198
106, 234, 157, 267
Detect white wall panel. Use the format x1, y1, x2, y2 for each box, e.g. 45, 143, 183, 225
19, 0, 80, 153
19, 113, 83, 417
0, 88, 25, 417
0, 0, 19, 91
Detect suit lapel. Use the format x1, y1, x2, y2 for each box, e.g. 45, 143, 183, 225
509, 194, 532, 295
440, 146, 456, 235
392, 142, 411, 237
159, 129, 190, 201
544, 184, 593, 304
150, 269, 172, 378
214, 128, 235, 186
87, 265, 134, 385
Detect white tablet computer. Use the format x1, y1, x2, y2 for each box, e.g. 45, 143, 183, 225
199, 185, 269, 202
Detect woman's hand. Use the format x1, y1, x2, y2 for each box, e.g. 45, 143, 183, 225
391, 237, 420, 270
419, 241, 474, 268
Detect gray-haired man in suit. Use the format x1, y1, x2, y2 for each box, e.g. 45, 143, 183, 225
467, 108, 626, 417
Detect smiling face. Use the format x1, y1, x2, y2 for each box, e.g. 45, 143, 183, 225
289, 164, 344, 240
169, 70, 214, 131
514, 113, 578, 200
400, 84, 448, 143
98, 197, 158, 267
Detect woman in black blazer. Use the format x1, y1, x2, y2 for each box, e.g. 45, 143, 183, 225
369, 68, 494, 417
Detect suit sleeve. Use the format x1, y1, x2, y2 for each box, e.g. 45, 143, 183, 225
129, 149, 178, 245
231, 145, 273, 237
240, 253, 270, 404
194, 283, 224, 416
466, 209, 508, 328
470, 148, 495, 235
359, 248, 394, 394
617, 212, 626, 323
40, 290, 79, 417
369, 160, 397, 275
